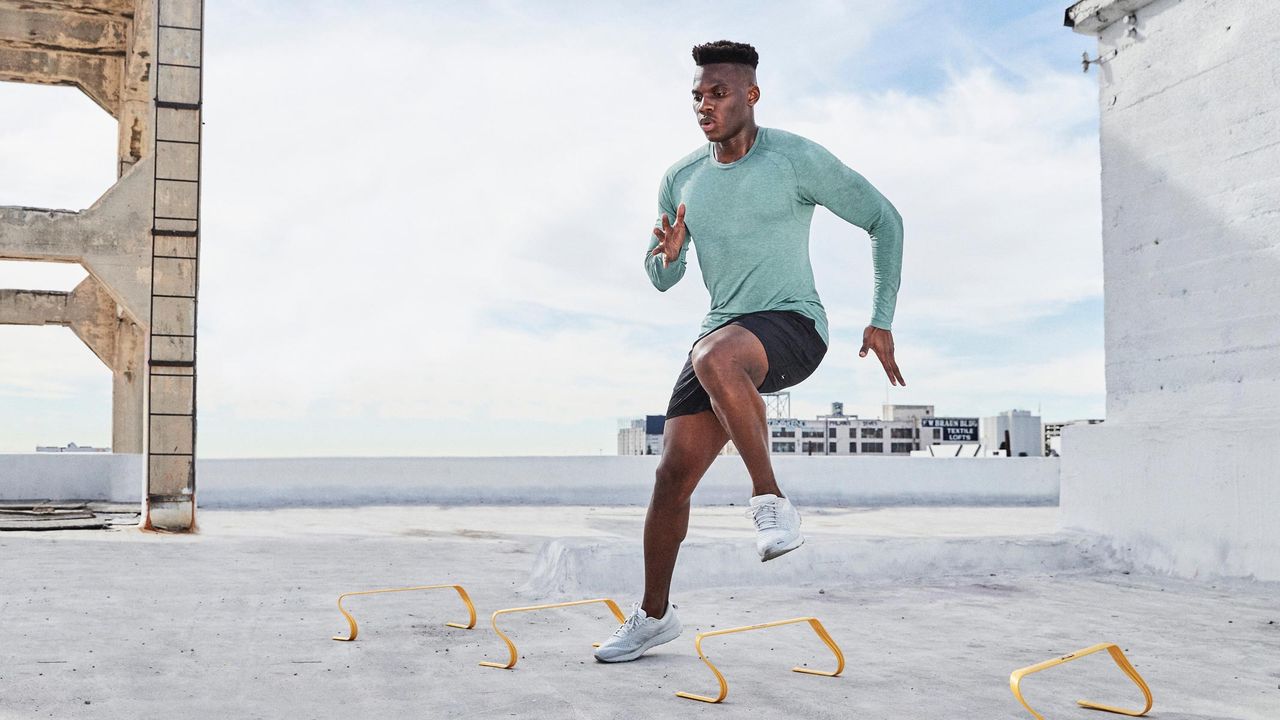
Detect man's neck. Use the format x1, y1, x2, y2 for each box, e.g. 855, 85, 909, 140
713, 123, 759, 164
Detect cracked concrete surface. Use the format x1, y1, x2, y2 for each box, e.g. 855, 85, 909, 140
0, 506, 1276, 719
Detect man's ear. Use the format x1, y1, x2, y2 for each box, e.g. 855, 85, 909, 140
748, 85, 761, 106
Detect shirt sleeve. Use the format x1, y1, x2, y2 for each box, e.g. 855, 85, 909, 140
644, 174, 690, 292
793, 141, 903, 330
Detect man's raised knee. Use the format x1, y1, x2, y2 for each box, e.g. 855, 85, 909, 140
654, 462, 697, 503
690, 342, 736, 387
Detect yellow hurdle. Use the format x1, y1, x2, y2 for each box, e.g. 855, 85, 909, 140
675, 616, 845, 703
479, 597, 626, 669
1009, 642, 1154, 719
331, 584, 477, 641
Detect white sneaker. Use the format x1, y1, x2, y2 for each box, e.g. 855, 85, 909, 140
593, 602, 682, 663
748, 493, 804, 562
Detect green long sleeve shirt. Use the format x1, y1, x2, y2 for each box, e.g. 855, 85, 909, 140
645, 127, 903, 344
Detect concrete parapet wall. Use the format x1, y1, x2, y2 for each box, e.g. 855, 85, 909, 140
0, 452, 140, 502
195, 456, 1058, 508
521, 533, 1122, 599
0, 454, 1060, 507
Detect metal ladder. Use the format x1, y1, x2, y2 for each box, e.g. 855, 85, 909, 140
146, 0, 204, 529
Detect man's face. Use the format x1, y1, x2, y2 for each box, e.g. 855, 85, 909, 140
691, 63, 758, 142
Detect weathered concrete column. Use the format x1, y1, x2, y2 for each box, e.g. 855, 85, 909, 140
0, 0, 204, 531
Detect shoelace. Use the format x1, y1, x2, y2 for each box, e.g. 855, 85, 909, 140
748, 501, 780, 531
612, 607, 645, 637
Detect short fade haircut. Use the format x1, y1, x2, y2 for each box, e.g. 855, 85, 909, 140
691, 40, 759, 69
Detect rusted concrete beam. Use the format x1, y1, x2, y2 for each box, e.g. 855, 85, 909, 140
0, 279, 121, 368
0, 6, 129, 56
0, 45, 121, 114
0, 288, 71, 325
0, 1, 134, 19
0, 207, 86, 261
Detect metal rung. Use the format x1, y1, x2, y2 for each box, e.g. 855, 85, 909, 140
152, 228, 198, 237
147, 494, 194, 503
150, 359, 195, 367
152, 294, 196, 299
155, 100, 200, 111
157, 62, 202, 70
156, 138, 200, 145
155, 215, 198, 222
158, 24, 202, 32
152, 333, 195, 338
157, 177, 199, 184
150, 412, 193, 417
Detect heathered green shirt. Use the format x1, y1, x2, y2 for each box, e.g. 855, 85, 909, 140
645, 127, 903, 344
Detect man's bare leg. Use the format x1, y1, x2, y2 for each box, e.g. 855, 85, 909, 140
640, 410, 727, 618
691, 325, 781, 498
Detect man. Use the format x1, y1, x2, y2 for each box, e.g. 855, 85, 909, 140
594, 40, 905, 663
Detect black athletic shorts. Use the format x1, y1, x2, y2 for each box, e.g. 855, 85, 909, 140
665, 310, 828, 420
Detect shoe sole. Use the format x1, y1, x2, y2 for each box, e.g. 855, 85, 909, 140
593, 624, 683, 663
761, 534, 805, 562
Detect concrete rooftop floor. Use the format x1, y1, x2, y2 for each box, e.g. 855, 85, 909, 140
0, 505, 1276, 719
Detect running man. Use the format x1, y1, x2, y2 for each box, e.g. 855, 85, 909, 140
594, 40, 905, 663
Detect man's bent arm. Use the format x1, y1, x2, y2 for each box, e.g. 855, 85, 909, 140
645, 233, 688, 291
645, 178, 689, 292
796, 144, 903, 330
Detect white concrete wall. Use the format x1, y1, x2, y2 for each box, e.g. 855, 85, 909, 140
0, 453, 141, 502
524, 533, 1115, 598
1064, 0, 1280, 580
0, 454, 1059, 507
1062, 421, 1280, 580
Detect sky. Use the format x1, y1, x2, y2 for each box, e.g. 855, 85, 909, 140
0, 0, 1103, 456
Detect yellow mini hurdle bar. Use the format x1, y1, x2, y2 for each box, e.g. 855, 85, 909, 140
1009, 642, 1153, 720
676, 616, 845, 703
479, 597, 626, 669
331, 584, 477, 641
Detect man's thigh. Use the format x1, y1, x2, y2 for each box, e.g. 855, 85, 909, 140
690, 324, 769, 388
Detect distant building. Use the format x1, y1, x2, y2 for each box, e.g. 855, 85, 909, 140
35, 442, 110, 453
628, 404, 1036, 458
1043, 419, 1104, 456
617, 415, 665, 455
882, 404, 934, 421
981, 410, 1043, 457
767, 403, 927, 456
882, 404, 984, 453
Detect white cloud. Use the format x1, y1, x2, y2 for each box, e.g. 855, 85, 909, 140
776, 67, 1102, 331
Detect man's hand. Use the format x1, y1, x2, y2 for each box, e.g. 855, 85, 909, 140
650, 203, 687, 268
859, 325, 906, 386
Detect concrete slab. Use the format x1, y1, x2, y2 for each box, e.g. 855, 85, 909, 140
0, 506, 1275, 719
